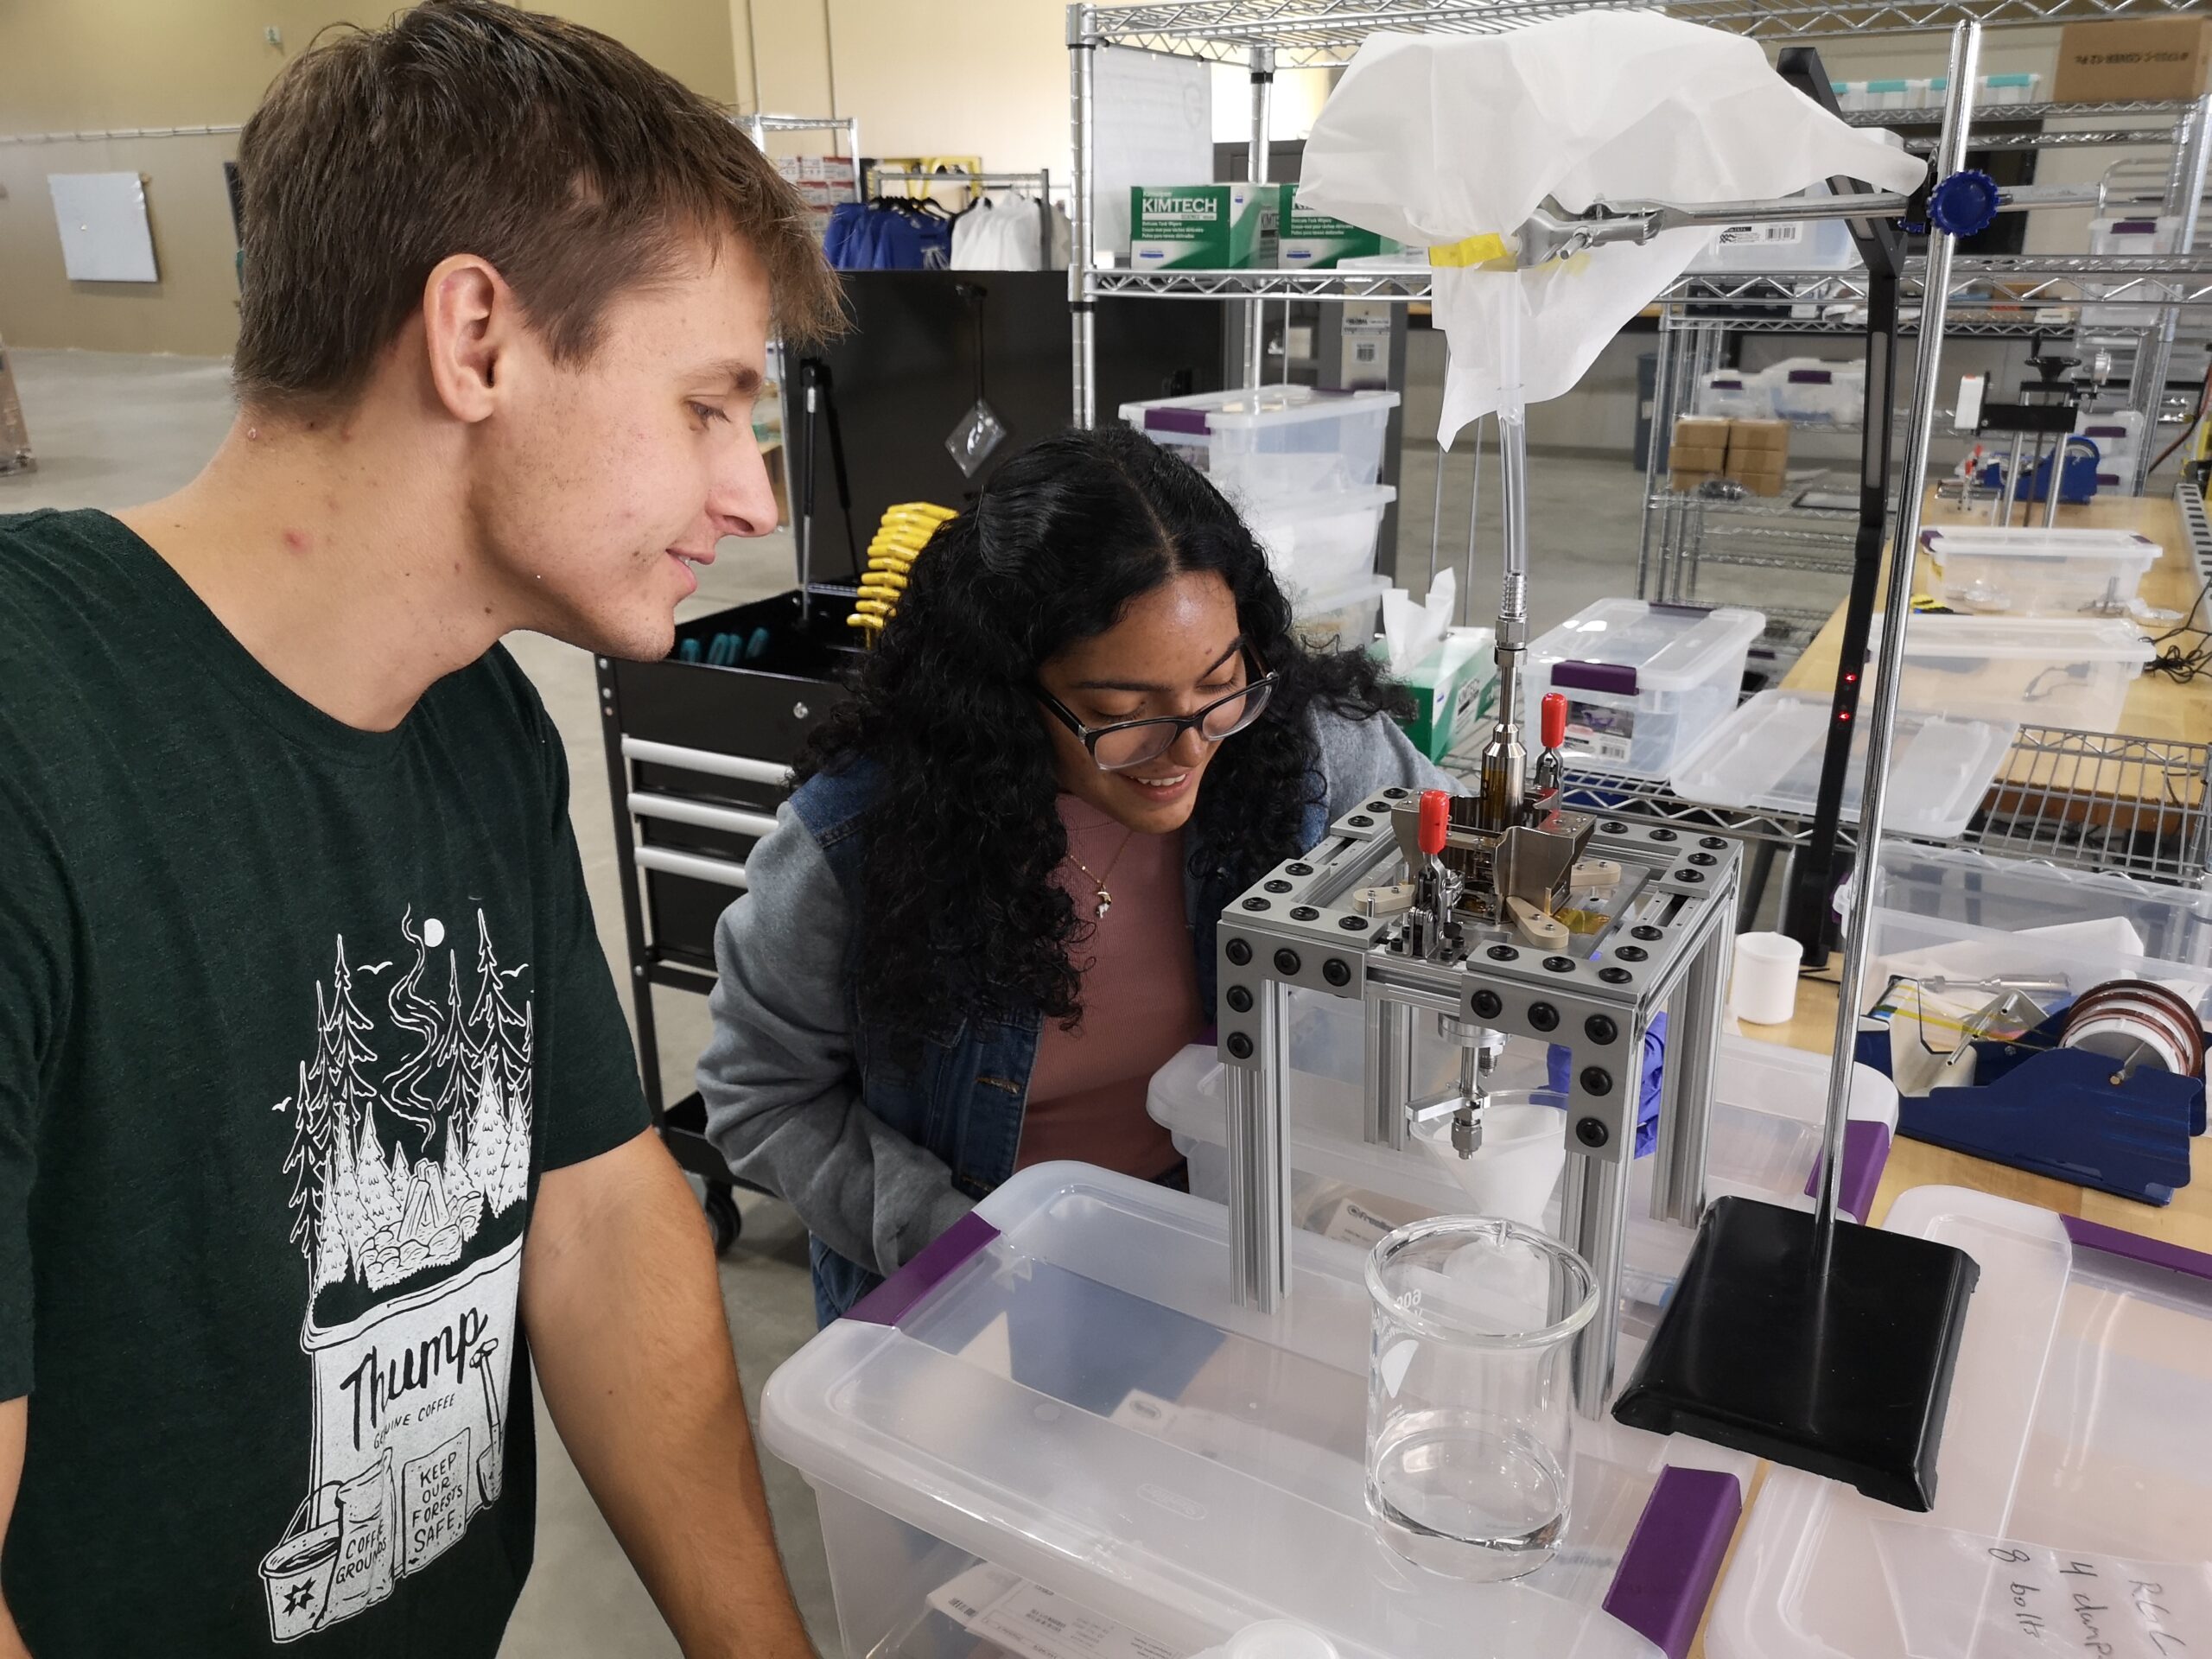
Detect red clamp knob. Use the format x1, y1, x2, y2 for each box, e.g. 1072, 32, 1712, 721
1418, 790, 1451, 857
1541, 690, 1568, 751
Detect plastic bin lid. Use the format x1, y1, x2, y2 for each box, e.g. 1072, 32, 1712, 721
1243, 483, 1399, 531
1871, 613, 2151, 664
1920, 525, 2160, 563
1291, 570, 1390, 616
1529, 600, 1765, 697
1707, 1187, 2212, 1659
1672, 690, 2016, 841
760, 1163, 1720, 1659
1121, 385, 1402, 434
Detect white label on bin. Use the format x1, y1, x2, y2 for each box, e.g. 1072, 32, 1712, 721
1565, 700, 1636, 766
1872, 1522, 2212, 1658
928, 1564, 1180, 1659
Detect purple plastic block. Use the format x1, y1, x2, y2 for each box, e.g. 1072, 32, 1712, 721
1602, 1466, 1744, 1659
2061, 1213, 2212, 1284
1142, 407, 1211, 436
1551, 659, 1639, 696
1787, 368, 1834, 384
844, 1211, 1002, 1325
1802, 1119, 1894, 1221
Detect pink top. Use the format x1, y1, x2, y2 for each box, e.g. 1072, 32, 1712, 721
1016, 794, 1205, 1179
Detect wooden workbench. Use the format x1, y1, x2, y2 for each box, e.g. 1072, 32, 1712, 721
1781, 492, 2211, 753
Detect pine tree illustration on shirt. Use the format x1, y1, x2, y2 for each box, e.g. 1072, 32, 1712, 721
260, 907, 537, 1642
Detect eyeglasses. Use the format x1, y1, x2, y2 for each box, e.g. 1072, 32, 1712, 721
1038, 651, 1277, 773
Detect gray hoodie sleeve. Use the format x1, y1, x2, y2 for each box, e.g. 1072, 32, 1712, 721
696, 805, 975, 1277
1311, 706, 1454, 822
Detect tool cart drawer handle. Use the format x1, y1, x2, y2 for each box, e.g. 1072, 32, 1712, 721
621, 737, 794, 788
628, 792, 780, 841
632, 847, 750, 890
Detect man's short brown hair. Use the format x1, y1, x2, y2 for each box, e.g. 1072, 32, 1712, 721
232, 0, 841, 410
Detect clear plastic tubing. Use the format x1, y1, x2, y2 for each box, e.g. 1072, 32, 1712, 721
1364, 1216, 1598, 1581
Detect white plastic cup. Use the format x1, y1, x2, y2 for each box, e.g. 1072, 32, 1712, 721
1732, 931, 1804, 1025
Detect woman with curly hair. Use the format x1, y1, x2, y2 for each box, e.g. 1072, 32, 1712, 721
698, 423, 1446, 1321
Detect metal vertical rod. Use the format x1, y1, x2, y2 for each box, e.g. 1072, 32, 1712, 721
1245, 46, 1276, 388
1363, 995, 1416, 1151
1459, 416, 1484, 626
1426, 442, 1446, 590
1068, 9, 1097, 429
2042, 434, 2064, 526
1635, 321, 1678, 601
1649, 898, 1732, 1225
2131, 93, 2212, 495
2003, 430, 2027, 524
1561, 1128, 1631, 1417
1227, 977, 1294, 1311
1815, 21, 1980, 1243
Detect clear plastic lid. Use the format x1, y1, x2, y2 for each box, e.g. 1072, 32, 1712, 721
1871, 613, 2151, 664
1708, 1186, 2212, 1659
1921, 525, 2161, 564
1672, 690, 2017, 840
1121, 385, 1402, 431
1529, 601, 1766, 696
760, 1164, 1689, 1659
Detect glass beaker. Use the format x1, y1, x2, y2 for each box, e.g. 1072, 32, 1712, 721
1364, 1216, 1598, 1581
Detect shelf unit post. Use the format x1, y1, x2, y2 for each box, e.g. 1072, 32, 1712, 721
1245, 44, 1276, 388
1070, 3, 1098, 428
2130, 92, 2212, 496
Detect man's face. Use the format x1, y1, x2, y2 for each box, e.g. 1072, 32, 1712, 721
473, 236, 778, 660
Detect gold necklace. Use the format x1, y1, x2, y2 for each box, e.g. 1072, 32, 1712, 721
1066, 826, 1138, 919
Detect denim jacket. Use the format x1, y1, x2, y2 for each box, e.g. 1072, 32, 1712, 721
696, 709, 1447, 1322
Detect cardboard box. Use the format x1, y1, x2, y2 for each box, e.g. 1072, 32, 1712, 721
1735, 467, 1788, 498
1673, 415, 1732, 450
1280, 191, 1388, 270
1671, 438, 1730, 468
2056, 18, 2212, 102
1726, 417, 1790, 459
1131, 183, 1280, 270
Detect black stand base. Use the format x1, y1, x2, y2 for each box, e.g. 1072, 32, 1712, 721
1613, 1196, 1980, 1512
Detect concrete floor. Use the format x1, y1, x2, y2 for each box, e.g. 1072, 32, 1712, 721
0, 346, 1830, 1656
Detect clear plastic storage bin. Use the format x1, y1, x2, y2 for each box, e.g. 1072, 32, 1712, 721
1151, 1016, 1901, 1313
1871, 613, 2148, 734
1528, 600, 1765, 780
1245, 486, 1397, 603
1294, 573, 1390, 652
1693, 371, 1773, 418
1919, 525, 2161, 617
761, 1163, 1751, 1659
1707, 1185, 2212, 1659
1121, 385, 1402, 505
1672, 690, 2016, 840
1762, 357, 1864, 425
1864, 842, 2212, 1018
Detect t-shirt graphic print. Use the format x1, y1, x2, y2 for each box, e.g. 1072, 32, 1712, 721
262, 909, 535, 1643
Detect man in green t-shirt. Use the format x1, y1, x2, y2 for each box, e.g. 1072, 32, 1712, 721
0, 3, 843, 1653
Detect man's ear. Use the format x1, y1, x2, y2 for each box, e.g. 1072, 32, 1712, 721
422, 253, 512, 423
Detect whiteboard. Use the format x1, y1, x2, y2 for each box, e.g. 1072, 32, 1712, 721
48, 172, 160, 283
1091, 48, 1213, 258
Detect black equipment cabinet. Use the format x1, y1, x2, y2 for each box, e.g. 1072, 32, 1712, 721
596, 592, 859, 1254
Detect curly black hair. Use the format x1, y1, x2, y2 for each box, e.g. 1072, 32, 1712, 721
798, 423, 1408, 1065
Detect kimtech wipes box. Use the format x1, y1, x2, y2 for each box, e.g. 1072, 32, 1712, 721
1131, 183, 1280, 270
1280, 192, 1388, 270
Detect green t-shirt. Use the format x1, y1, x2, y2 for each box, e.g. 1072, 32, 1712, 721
0, 510, 649, 1653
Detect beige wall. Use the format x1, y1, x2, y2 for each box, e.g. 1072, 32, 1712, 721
0, 0, 739, 355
